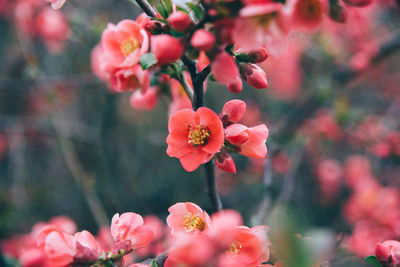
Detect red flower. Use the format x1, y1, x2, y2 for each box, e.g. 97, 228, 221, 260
166, 107, 224, 172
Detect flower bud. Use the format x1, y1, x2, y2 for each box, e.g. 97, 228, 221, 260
235, 48, 269, 63
215, 151, 236, 173
190, 29, 216, 52
145, 20, 164, 35
240, 63, 268, 89
225, 124, 250, 145
376, 240, 400, 265
168, 11, 193, 32
151, 35, 184, 64
220, 99, 246, 125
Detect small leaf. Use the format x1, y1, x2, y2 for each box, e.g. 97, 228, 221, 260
155, 0, 168, 18
140, 53, 158, 70
365, 256, 382, 267
187, 3, 203, 20
163, 0, 173, 15
150, 17, 168, 24
150, 259, 158, 267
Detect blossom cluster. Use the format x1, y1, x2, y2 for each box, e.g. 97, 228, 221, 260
1, 202, 273, 267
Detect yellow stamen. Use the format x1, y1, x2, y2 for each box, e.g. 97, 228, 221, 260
120, 37, 139, 57
187, 125, 211, 147
227, 241, 242, 256
182, 213, 205, 232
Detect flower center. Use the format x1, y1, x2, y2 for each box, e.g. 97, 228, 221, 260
182, 213, 205, 232
120, 37, 139, 57
227, 241, 242, 256
187, 125, 211, 147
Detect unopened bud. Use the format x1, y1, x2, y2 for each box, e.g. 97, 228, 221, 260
191, 29, 216, 52
145, 20, 164, 35
240, 63, 268, 89
215, 151, 236, 173
168, 11, 193, 32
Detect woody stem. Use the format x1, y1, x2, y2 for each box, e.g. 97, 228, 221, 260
132, 0, 222, 212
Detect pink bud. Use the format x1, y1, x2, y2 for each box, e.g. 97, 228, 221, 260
220, 99, 246, 125
240, 63, 268, 89
168, 11, 193, 32
376, 243, 392, 262
130, 87, 158, 110
151, 35, 184, 64
190, 29, 216, 52
145, 20, 164, 35
376, 240, 400, 265
215, 152, 236, 173
225, 124, 250, 145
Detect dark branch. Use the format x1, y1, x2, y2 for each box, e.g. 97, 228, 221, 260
132, 0, 156, 17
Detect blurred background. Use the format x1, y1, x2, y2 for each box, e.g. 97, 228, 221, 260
0, 0, 400, 266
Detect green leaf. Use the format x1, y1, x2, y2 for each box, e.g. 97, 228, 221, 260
163, 0, 173, 15
140, 53, 158, 70
154, 0, 168, 18
150, 259, 158, 267
150, 17, 168, 24
187, 3, 203, 20
365, 256, 382, 267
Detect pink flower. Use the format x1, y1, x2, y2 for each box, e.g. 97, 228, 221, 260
37, 226, 76, 266
47, 0, 66, 9
191, 29, 216, 51
166, 202, 211, 234
208, 210, 243, 248
168, 11, 193, 32
232, 2, 285, 51
36, 8, 70, 53
111, 212, 153, 250
73, 230, 101, 264
220, 226, 270, 266
165, 233, 214, 267
376, 240, 400, 266
151, 35, 184, 64
109, 65, 150, 92
211, 51, 242, 93
286, 0, 326, 32
130, 87, 158, 110
166, 107, 224, 172
225, 124, 269, 158
101, 20, 149, 68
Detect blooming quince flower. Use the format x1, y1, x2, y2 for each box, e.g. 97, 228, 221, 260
166, 107, 224, 172
111, 212, 154, 250
166, 202, 211, 234
101, 20, 149, 68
